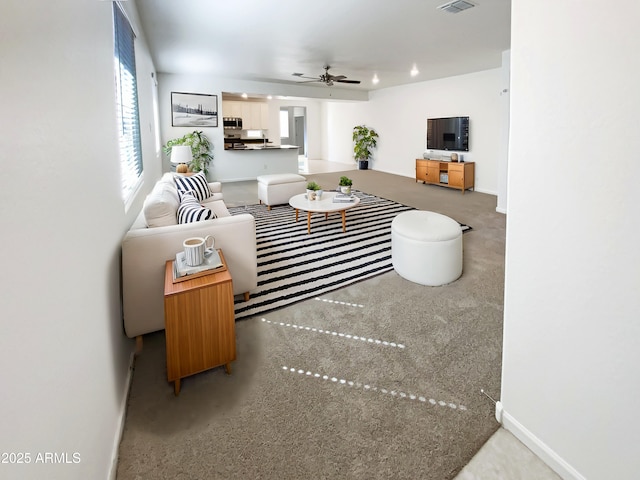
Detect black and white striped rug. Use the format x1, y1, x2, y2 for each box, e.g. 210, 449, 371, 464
229, 191, 470, 320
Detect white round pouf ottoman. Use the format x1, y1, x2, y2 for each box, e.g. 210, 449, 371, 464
391, 211, 463, 286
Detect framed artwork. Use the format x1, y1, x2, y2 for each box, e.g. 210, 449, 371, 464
171, 92, 218, 127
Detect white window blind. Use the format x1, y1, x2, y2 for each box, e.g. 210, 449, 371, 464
113, 4, 143, 203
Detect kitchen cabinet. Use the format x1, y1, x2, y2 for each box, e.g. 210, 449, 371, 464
224, 101, 242, 118
223, 101, 269, 129
257, 103, 269, 129
240, 103, 253, 127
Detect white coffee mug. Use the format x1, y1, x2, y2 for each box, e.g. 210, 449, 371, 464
183, 235, 214, 267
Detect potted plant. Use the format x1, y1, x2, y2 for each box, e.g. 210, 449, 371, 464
338, 176, 353, 194
163, 130, 213, 175
352, 125, 379, 170
306, 181, 322, 201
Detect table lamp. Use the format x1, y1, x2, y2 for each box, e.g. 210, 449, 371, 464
171, 145, 192, 174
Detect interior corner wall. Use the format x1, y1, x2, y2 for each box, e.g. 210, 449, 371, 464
0, 1, 159, 479
324, 68, 502, 195
501, 1, 640, 479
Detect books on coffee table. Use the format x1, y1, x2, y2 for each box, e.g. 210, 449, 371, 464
333, 193, 356, 203
173, 248, 224, 282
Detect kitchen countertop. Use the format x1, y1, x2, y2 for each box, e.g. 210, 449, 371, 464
227, 144, 299, 151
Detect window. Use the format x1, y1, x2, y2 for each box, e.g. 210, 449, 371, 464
113, 4, 143, 203
279, 110, 289, 139
245, 130, 263, 138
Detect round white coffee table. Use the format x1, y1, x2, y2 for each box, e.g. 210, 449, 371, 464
289, 192, 361, 234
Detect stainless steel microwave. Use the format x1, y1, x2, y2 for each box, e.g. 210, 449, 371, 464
223, 117, 242, 129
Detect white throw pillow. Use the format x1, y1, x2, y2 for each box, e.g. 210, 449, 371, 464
177, 191, 216, 224
174, 172, 212, 202
143, 181, 179, 227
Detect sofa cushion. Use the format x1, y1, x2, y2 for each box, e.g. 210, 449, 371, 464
159, 171, 176, 185
142, 179, 180, 227
206, 199, 231, 218
177, 191, 215, 224
174, 172, 212, 202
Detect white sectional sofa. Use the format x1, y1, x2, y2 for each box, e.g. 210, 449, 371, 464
121, 172, 257, 342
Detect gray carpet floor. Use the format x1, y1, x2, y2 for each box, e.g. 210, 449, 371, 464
116, 169, 506, 479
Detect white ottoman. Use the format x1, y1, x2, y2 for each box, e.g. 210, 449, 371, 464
257, 173, 307, 210
391, 211, 463, 286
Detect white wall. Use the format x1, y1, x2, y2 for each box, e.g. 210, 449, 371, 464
0, 1, 159, 478
325, 69, 503, 195
157, 69, 503, 193
502, 1, 640, 479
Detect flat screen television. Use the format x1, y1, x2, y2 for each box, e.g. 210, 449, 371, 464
426, 116, 469, 151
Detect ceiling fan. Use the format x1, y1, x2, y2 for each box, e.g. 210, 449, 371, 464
292, 66, 361, 86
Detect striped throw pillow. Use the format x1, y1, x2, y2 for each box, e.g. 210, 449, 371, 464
174, 172, 212, 202
176, 191, 215, 224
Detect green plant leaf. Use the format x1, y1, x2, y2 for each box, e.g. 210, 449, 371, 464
163, 130, 214, 175
353, 125, 379, 162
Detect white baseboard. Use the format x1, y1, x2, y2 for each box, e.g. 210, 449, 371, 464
500, 408, 586, 480
107, 348, 136, 480
473, 186, 498, 196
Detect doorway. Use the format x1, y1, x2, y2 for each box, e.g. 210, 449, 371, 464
280, 106, 307, 172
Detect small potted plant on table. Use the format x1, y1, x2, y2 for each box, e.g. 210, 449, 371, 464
306, 181, 322, 200
338, 176, 353, 194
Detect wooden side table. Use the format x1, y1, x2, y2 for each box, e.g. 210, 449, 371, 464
163, 250, 236, 395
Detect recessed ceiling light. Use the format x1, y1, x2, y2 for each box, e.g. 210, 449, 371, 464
372, 74, 379, 84
437, 0, 475, 14
241, 93, 248, 99
410, 65, 419, 77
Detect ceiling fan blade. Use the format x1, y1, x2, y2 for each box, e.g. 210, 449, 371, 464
292, 73, 321, 80
294, 67, 360, 86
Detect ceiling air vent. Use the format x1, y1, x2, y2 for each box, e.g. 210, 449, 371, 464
437, 0, 475, 14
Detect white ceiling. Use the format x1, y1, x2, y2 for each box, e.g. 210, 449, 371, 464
135, 0, 511, 92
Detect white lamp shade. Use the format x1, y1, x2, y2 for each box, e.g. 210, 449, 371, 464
171, 145, 192, 165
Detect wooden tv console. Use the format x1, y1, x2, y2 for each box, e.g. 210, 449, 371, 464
415, 159, 475, 194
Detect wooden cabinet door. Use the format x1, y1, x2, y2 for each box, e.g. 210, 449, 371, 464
448, 164, 464, 188
416, 160, 428, 182
426, 161, 440, 184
